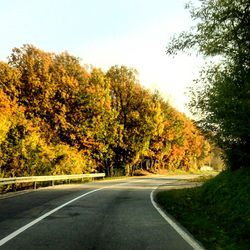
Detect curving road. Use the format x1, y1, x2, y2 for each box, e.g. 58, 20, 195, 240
0, 176, 203, 250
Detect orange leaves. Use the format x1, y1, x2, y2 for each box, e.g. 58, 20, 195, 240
0, 45, 212, 177
0, 90, 12, 115
147, 98, 211, 171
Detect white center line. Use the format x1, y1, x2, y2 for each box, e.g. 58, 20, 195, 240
0, 182, 126, 247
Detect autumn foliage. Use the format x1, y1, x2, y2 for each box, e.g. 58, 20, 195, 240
0, 45, 211, 178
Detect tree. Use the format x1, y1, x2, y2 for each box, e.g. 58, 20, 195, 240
8, 44, 53, 117
167, 0, 250, 170
4, 45, 113, 174
106, 66, 162, 175
0, 62, 21, 101
1, 44, 211, 178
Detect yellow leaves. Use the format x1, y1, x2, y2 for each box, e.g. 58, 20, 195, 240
0, 45, 214, 177
52, 144, 89, 175
0, 90, 16, 113
0, 118, 11, 145
130, 111, 140, 119
0, 91, 17, 144
0, 61, 21, 99
70, 133, 76, 141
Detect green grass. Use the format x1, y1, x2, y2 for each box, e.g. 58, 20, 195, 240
156, 169, 250, 250
186, 174, 217, 183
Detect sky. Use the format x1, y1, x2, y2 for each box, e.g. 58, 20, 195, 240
0, 0, 203, 115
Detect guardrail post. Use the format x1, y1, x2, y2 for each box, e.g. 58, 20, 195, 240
34, 182, 37, 190
52, 180, 54, 186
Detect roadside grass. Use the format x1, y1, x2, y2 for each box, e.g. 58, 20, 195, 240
186, 174, 216, 183
102, 175, 129, 181
156, 168, 250, 250
156, 168, 220, 176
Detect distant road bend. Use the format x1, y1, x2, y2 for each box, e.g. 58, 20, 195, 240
0, 176, 204, 250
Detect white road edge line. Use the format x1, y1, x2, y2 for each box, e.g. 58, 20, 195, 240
150, 187, 205, 250
0, 182, 127, 247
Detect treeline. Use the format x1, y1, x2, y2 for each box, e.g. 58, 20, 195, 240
167, 0, 250, 171
0, 44, 212, 177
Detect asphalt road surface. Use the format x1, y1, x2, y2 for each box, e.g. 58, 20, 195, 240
0, 176, 203, 250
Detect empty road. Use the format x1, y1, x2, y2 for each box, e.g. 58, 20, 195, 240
0, 176, 203, 250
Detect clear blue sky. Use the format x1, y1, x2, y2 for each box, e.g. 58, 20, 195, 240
0, 0, 202, 115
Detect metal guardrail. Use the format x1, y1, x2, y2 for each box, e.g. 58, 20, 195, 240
0, 173, 105, 189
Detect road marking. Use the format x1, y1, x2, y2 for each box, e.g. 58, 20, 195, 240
150, 187, 205, 250
0, 182, 126, 247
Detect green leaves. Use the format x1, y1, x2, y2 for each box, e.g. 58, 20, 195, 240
168, 0, 250, 59
167, 0, 250, 170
